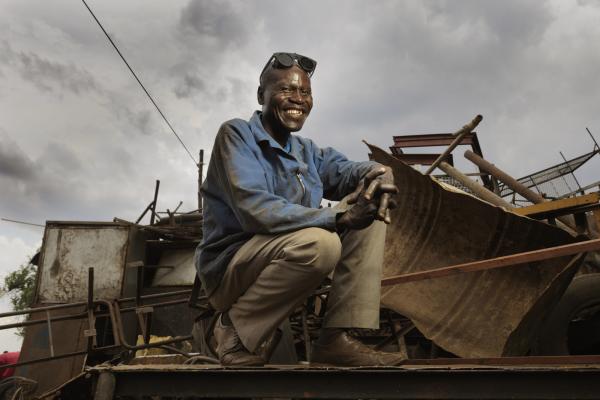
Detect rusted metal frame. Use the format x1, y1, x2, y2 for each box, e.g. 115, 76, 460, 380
388, 152, 455, 166
424, 115, 483, 175
0, 302, 85, 319
381, 238, 600, 286
131, 262, 154, 345
105, 299, 192, 351
373, 321, 415, 351
465, 149, 577, 230
105, 366, 600, 399
522, 203, 600, 238
0, 291, 193, 332
514, 192, 600, 216
392, 133, 476, 147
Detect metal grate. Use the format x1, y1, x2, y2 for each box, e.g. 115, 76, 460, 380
498, 150, 599, 199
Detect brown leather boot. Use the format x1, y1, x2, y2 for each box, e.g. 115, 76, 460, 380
311, 328, 405, 366
213, 314, 264, 366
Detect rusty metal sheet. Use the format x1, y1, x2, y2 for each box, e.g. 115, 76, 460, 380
369, 144, 584, 358
15, 306, 87, 396
37, 223, 130, 302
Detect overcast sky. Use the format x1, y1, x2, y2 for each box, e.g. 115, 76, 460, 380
2, 0, 600, 350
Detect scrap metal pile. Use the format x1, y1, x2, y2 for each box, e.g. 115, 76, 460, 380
2, 117, 600, 399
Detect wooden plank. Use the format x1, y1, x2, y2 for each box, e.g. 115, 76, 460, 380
513, 192, 600, 216
381, 238, 600, 286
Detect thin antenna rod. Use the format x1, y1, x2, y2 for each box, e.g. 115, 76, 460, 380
587, 127, 599, 152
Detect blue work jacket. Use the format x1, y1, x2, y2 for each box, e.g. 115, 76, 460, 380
196, 111, 378, 295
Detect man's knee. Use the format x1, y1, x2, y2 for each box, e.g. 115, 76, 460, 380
282, 227, 341, 275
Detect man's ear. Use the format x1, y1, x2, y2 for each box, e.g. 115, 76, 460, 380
257, 86, 264, 105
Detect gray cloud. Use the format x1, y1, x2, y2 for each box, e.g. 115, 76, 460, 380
0, 40, 99, 95
174, 73, 206, 99
0, 132, 35, 180
178, 0, 250, 48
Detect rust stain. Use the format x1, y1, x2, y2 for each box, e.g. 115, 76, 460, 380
50, 230, 62, 277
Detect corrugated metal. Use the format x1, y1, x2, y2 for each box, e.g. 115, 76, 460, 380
37, 223, 130, 302
369, 144, 583, 358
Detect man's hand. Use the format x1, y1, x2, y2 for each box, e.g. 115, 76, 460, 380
336, 189, 379, 231
338, 166, 399, 230
346, 166, 398, 223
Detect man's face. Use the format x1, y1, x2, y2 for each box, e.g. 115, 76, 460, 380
259, 65, 313, 137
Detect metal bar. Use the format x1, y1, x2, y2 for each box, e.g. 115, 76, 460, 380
0, 296, 193, 331
45, 310, 55, 357
391, 153, 454, 166
150, 179, 160, 225
464, 150, 576, 229
134, 202, 153, 224
437, 161, 513, 209
587, 127, 599, 151
405, 355, 600, 366
0, 302, 87, 319
381, 238, 600, 286
513, 193, 600, 216
392, 133, 476, 147
108, 366, 600, 399
198, 149, 204, 211
424, 115, 482, 175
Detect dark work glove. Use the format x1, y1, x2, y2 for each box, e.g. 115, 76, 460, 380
336, 189, 379, 231
345, 165, 398, 225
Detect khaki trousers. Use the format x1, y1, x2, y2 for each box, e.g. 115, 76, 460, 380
208, 220, 386, 352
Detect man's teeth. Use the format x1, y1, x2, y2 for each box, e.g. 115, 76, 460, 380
285, 109, 303, 115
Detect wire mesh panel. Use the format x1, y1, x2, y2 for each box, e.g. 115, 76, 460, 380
498, 150, 598, 199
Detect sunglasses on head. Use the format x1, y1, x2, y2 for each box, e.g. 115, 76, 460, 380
260, 52, 317, 80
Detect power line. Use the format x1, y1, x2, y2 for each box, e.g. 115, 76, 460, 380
81, 0, 198, 166
1, 218, 45, 228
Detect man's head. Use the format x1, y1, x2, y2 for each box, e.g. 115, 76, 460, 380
257, 53, 316, 141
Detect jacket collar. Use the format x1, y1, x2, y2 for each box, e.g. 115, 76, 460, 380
249, 111, 289, 152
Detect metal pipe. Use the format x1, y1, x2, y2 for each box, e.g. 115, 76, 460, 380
0, 289, 193, 319
464, 150, 576, 228
424, 114, 482, 175
382, 238, 600, 287
438, 161, 513, 210
0, 297, 193, 331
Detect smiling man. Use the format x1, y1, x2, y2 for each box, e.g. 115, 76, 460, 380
196, 52, 401, 366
